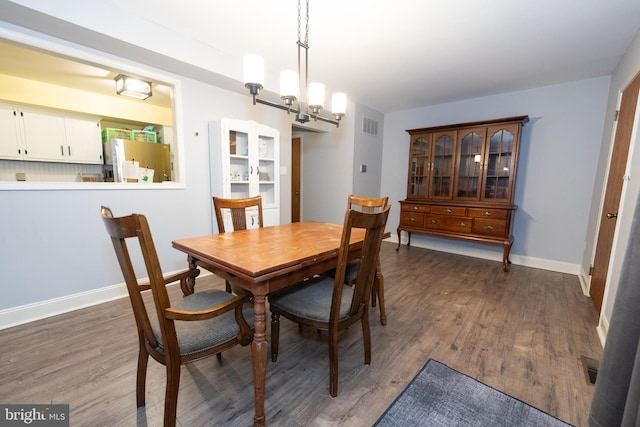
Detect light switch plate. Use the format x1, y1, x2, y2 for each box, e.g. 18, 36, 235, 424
16, 172, 26, 181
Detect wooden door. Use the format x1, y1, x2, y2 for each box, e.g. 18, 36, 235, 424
590, 72, 640, 313
292, 136, 301, 222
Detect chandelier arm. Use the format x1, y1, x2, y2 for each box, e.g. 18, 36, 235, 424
254, 97, 339, 127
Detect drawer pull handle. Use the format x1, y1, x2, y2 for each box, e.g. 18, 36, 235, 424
458, 222, 467, 227
483, 211, 491, 217
485, 225, 494, 230
445, 208, 452, 214
410, 217, 416, 222
430, 220, 437, 224
413, 206, 419, 211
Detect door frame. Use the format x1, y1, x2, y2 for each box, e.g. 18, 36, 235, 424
588, 71, 640, 319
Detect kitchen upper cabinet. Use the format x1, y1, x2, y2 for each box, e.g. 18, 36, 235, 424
0, 104, 22, 160
62, 114, 103, 164
209, 119, 280, 229
0, 104, 103, 164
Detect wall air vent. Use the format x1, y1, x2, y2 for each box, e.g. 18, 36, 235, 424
362, 117, 379, 136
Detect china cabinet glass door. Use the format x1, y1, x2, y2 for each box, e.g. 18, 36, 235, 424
409, 135, 430, 197
430, 132, 455, 199
455, 127, 486, 200
229, 130, 250, 199
483, 124, 517, 202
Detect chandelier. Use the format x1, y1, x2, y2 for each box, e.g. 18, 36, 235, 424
243, 0, 347, 127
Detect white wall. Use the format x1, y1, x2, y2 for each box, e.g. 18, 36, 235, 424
382, 76, 611, 272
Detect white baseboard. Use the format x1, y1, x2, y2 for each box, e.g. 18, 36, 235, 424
0, 270, 214, 330
0, 282, 128, 330
597, 313, 609, 347
390, 235, 581, 275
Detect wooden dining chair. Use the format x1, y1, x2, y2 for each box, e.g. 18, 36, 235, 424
100, 206, 253, 427
213, 195, 264, 293
269, 205, 390, 397
213, 195, 264, 233
327, 194, 389, 325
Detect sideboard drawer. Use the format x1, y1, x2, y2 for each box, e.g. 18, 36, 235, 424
431, 206, 466, 216
473, 219, 507, 237
425, 215, 472, 233
400, 212, 424, 227
440, 216, 472, 233
467, 208, 509, 220
401, 204, 431, 213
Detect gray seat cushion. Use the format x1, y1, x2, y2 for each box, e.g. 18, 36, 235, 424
269, 276, 354, 322
326, 260, 360, 283
150, 290, 254, 356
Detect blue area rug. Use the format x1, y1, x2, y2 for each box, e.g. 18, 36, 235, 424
374, 359, 572, 426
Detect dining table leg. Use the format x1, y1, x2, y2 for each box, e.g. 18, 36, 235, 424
252, 294, 268, 426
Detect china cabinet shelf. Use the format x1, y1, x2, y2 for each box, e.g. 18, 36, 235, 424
397, 116, 528, 271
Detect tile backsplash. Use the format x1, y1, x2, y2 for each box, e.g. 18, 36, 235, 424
0, 160, 103, 182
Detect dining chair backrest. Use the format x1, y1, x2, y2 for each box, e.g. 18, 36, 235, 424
347, 194, 389, 214
213, 195, 263, 233
100, 206, 161, 350
336, 205, 391, 317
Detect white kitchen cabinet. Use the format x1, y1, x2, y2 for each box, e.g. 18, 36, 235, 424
63, 114, 103, 164
209, 119, 280, 230
0, 104, 23, 160
0, 104, 103, 164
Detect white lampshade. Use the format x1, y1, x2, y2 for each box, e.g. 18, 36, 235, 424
331, 92, 347, 116
308, 82, 325, 109
243, 54, 264, 86
280, 70, 299, 100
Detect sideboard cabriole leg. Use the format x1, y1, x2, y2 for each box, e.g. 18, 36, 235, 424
502, 240, 512, 272
396, 228, 402, 250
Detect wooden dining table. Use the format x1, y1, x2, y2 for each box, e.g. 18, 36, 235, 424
172, 221, 385, 426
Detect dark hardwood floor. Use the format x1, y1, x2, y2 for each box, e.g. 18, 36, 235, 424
0, 242, 602, 426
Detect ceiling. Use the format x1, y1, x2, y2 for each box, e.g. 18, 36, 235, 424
3, 0, 640, 114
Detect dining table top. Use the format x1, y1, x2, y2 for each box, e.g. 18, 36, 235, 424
171, 221, 368, 284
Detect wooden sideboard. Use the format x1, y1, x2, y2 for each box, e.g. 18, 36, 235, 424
397, 116, 529, 271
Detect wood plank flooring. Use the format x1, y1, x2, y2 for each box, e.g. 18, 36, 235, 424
0, 242, 602, 426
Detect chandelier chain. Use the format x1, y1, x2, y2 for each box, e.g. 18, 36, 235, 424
297, 0, 309, 46
305, 0, 309, 46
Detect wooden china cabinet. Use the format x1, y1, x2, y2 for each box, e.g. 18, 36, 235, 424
397, 116, 529, 271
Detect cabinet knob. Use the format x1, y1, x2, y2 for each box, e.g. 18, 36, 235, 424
485, 225, 494, 230
430, 220, 437, 224
409, 217, 416, 222
483, 211, 491, 217
445, 208, 452, 214
413, 206, 419, 211
458, 222, 467, 227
